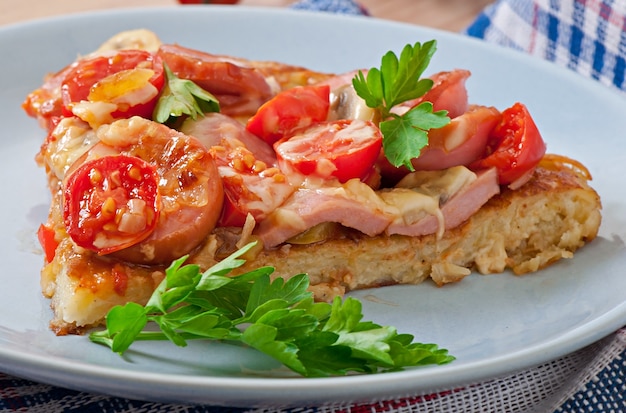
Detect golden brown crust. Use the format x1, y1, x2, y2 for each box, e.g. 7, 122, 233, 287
42, 238, 165, 335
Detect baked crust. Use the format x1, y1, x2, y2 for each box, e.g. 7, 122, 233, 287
42, 238, 165, 335
41, 161, 601, 334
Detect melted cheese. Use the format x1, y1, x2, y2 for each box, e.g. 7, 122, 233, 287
396, 165, 476, 203
44, 117, 100, 180
381, 166, 479, 238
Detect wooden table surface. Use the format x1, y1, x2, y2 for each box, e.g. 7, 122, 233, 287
1, 0, 493, 32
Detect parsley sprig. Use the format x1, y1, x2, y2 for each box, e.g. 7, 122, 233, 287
152, 63, 220, 125
89, 243, 454, 377
352, 40, 450, 170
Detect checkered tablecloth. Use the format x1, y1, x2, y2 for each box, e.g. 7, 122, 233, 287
465, 0, 626, 95
1, 0, 625, 411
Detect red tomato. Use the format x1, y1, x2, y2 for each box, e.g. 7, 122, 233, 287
218, 175, 252, 227
61, 50, 164, 119
274, 119, 383, 183
246, 85, 330, 145
63, 155, 160, 255
37, 224, 59, 263
219, 194, 247, 227
470, 102, 547, 185
180, 113, 294, 227
179, 115, 293, 228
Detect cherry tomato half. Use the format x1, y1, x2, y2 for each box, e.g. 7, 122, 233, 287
63, 155, 160, 255
61, 50, 164, 119
246, 85, 330, 145
470, 102, 547, 185
274, 119, 383, 183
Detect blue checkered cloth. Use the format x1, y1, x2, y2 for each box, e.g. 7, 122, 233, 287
465, 0, 626, 95
291, 0, 369, 15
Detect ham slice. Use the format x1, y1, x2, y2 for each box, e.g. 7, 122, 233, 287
385, 167, 500, 237
256, 166, 500, 249
255, 179, 393, 248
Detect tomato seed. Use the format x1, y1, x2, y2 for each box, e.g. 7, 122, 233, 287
128, 166, 142, 181
102, 222, 118, 232
253, 160, 267, 173
272, 173, 287, 183
101, 197, 117, 218
89, 168, 103, 185
242, 152, 256, 169
232, 158, 244, 172
114, 207, 127, 225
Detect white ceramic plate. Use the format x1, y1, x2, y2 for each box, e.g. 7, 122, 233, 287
1, 6, 625, 408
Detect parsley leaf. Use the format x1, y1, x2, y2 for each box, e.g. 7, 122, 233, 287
152, 63, 220, 125
352, 41, 451, 170
89, 242, 455, 377
380, 102, 451, 169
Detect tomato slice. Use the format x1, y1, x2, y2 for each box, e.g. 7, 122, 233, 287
219, 195, 248, 227
218, 175, 253, 227
274, 119, 383, 183
61, 50, 164, 120
246, 85, 330, 145
63, 155, 160, 255
470, 102, 547, 185
37, 224, 59, 263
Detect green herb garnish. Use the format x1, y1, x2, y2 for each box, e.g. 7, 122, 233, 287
90, 243, 454, 377
352, 40, 450, 170
152, 63, 220, 125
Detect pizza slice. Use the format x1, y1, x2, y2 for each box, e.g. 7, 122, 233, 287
25, 30, 601, 336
